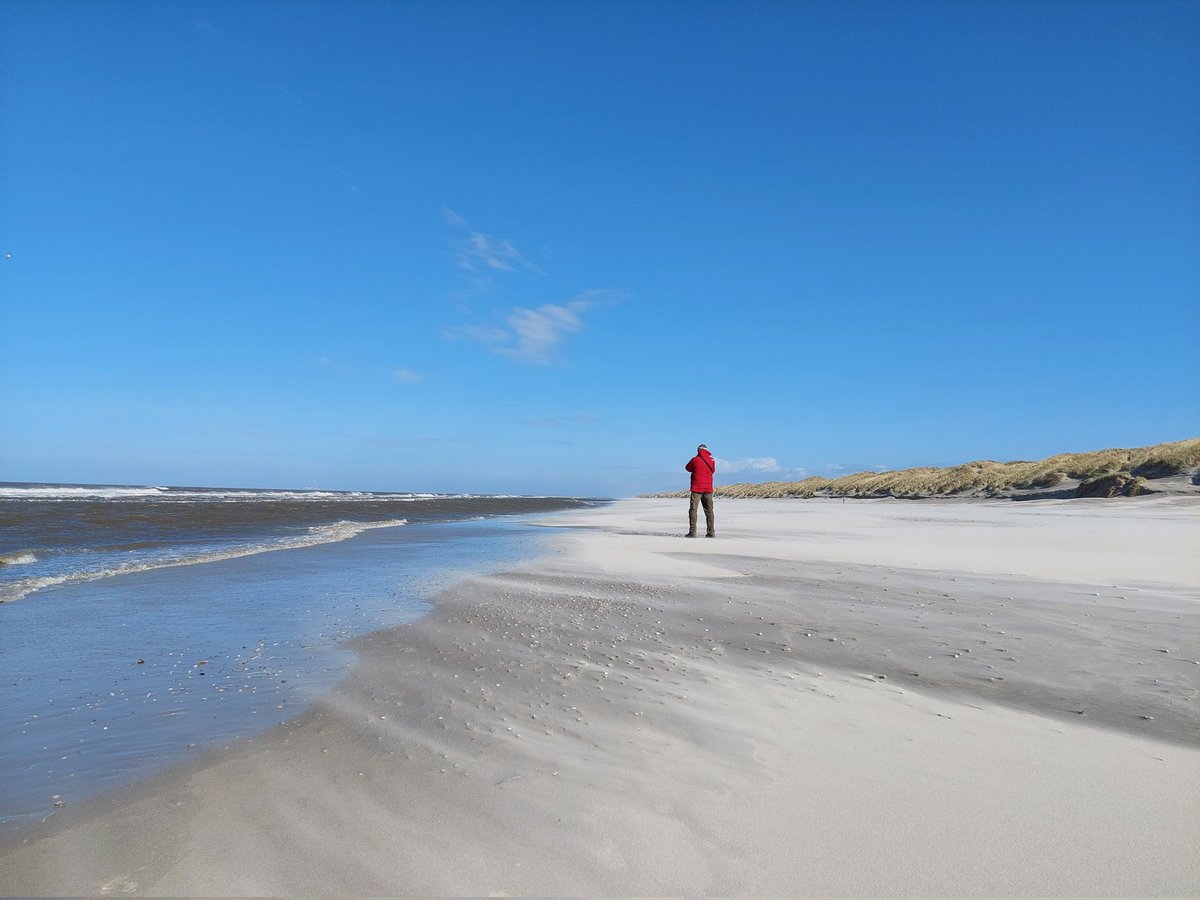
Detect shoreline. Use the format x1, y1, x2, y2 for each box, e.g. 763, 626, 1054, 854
2, 497, 1197, 895
0, 514, 570, 831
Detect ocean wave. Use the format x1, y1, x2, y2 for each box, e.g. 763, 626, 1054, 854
0, 485, 170, 500
0, 551, 37, 566
156, 490, 379, 502
156, 491, 486, 502
0, 518, 408, 604
0, 485, 361, 502
306, 519, 408, 541
0, 484, 485, 503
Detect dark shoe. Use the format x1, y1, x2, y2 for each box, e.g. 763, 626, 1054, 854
706, 533, 716, 538
684, 532, 696, 538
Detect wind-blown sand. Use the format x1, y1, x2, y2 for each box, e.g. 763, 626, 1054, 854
2, 497, 1197, 896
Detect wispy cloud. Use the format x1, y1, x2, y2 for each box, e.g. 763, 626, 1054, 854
443, 208, 544, 284
441, 211, 625, 363
503, 302, 585, 361
453, 231, 544, 274
452, 300, 584, 364
449, 290, 622, 364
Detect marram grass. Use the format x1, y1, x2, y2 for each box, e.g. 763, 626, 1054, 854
653, 438, 1200, 500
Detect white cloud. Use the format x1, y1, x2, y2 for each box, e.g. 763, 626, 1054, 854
711, 457, 810, 480
454, 231, 543, 274
500, 302, 585, 362
391, 369, 424, 384
439, 207, 626, 365
451, 291, 622, 364
715, 456, 783, 474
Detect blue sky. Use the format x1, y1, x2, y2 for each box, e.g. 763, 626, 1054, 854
2, 0, 1197, 496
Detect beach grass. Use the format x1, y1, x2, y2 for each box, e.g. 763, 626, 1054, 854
655, 437, 1200, 499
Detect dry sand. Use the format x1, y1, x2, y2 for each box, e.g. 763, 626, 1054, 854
2, 496, 1197, 896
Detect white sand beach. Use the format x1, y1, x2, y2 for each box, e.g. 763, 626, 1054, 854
2, 496, 1197, 896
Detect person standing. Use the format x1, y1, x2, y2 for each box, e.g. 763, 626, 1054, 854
685, 443, 716, 537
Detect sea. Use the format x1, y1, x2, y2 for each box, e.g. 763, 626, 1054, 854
0, 483, 599, 831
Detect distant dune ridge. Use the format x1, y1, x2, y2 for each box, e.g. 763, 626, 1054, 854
655, 438, 1200, 500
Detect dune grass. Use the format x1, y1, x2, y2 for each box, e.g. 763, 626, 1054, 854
654, 438, 1200, 500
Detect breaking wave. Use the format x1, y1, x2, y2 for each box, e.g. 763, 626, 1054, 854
0, 486, 170, 500
0, 484, 485, 502
0, 518, 407, 604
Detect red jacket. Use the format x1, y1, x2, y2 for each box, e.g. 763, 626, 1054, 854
685, 448, 716, 492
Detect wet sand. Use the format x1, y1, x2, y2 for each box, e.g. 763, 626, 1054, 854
1, 497, 1197, 896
